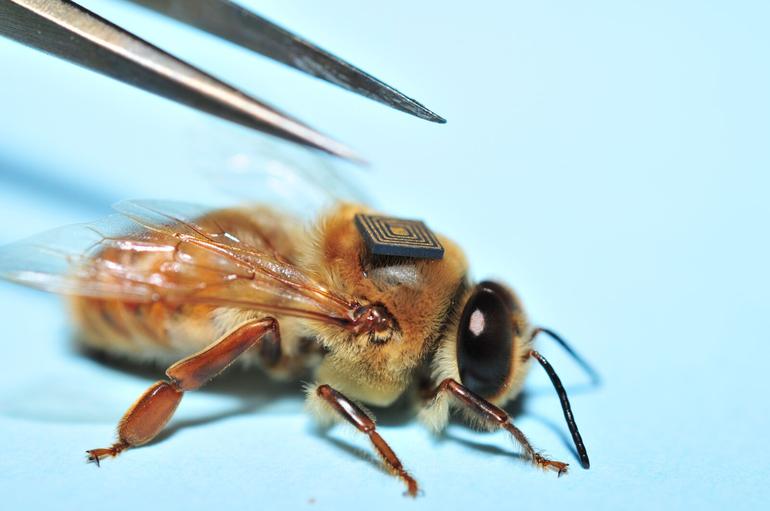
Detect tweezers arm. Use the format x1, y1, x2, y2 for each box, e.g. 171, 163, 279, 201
131, 0, 446, 123
0, 0, 358, 160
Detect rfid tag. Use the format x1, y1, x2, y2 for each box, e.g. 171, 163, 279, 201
354, 213, 444, 260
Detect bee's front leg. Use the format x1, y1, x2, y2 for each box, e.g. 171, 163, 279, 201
311, 384, 419, 497
426, 378, 569, 475
87, 317, 279, 465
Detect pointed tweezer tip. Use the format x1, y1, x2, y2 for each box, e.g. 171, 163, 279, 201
404, 103, 447, 124
423, 111, 447, 124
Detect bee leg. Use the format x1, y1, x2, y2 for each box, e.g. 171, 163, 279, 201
87, 318, 278, 465
429, 378, 569, 475
315, 385, 419, 497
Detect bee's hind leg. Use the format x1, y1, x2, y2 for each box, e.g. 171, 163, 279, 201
427, 378, 569, 475
87, 317, 279, 465
312, 384, 419, 497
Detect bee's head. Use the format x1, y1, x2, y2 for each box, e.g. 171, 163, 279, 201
454, 280, 529, 400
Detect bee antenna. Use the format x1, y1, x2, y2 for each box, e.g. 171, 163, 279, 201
530, 350, 591, 469
531, 327, 601, 386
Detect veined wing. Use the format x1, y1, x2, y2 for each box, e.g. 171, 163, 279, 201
0, 200, 359, 325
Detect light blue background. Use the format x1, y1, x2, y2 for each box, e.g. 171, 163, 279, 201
1, 1, 768, 509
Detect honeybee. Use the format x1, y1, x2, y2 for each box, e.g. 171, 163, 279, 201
0, 196, 594, 496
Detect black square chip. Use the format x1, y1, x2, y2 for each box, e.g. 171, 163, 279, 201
354, 213, 444, 260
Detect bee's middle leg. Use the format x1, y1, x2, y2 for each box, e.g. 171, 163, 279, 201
314, 384, 419, 497
87, 317, 279, 464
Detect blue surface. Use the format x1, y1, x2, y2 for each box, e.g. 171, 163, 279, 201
1, 1, 768, 509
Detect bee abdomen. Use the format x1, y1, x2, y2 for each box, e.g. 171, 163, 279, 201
70, 297, 213, 364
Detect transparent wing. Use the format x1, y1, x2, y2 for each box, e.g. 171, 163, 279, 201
0, 200, 358, 324
197, 137, 372, 219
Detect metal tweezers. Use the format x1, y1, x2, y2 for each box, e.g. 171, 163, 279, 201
0, 0, 445, 161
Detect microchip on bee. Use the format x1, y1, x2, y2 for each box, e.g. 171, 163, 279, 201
354, 213, 444, 260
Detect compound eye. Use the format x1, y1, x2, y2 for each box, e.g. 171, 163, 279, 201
456, 284, 514, 398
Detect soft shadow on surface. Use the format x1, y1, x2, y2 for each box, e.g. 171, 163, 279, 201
76, 345, 589, 464
0, 153, 117, 213
524, 382, 601, 398
76, 345, 306, 445
524, 412, 581, 463
312, 430, 389, 476
153, 403, 262, 444
443, 432, 526, 462
509, 393, 583, 464
79, 345, 305, 400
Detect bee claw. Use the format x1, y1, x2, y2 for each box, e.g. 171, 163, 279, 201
86, 451, 101, 467
552, 461, 569, 476
86, 443, 127, 466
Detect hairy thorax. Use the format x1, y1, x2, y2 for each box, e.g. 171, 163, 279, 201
305, 204, 469, 405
